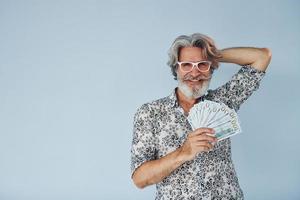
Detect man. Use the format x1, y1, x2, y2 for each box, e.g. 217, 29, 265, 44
130, 33, 272, 199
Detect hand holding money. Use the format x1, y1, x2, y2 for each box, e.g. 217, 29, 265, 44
187, 100, 242, 142
179, 128, 218, 162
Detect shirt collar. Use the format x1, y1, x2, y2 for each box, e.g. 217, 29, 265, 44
167, 88, 179, 108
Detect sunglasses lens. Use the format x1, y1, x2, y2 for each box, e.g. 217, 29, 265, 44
197, 62, 211, 71
180, 62, 193, 71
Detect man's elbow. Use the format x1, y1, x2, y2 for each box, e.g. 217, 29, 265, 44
261, 47, 272, 60
261, 48, 272, 69
251, 48, 272, 71
133, 179, 146, 189
132, 171, 147, 189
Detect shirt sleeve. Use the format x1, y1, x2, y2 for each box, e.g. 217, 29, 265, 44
206, 65, 266, 111
130, 103, 157, 178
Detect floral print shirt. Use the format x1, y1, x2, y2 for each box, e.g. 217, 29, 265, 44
131, 65, 266, 200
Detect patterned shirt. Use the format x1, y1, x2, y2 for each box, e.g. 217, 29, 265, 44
131, 65, 266, 200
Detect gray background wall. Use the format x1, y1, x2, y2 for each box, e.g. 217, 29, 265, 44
0, 0, 299, 199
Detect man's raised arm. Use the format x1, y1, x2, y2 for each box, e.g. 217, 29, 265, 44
218, 47, 272, 71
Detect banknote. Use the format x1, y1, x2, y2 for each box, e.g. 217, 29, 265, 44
187, 100, 242, 141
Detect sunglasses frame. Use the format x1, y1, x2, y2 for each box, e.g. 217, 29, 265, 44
177, 61, 212, 72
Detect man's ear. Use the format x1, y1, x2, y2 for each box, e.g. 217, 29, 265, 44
174, 65, 179, 80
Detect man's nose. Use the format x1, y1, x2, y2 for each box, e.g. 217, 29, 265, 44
190, 66, 201, 77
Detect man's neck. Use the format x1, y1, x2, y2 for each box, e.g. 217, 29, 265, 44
176, 88, 198, 114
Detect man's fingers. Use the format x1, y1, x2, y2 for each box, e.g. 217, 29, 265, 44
191, 128, 215, 135
190, 129, 217, 142
197, 143, 214, 152
195, 127, 214, 133
196, 142, 214, 150
195, 135, 217, 143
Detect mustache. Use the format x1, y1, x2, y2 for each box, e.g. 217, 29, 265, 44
183, 74, 211, 81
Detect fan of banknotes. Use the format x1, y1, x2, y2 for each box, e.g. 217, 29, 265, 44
187, 100, 242, 141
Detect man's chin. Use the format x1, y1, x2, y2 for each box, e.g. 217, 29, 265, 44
178, 80, 210, 99
185, 81, 205, 92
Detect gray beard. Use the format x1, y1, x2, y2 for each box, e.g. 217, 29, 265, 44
178, 79, 210, 100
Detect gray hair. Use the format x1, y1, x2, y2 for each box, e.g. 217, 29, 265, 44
167, 33, 222, 80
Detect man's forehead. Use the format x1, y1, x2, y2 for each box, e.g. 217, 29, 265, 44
179, 47, 206, 61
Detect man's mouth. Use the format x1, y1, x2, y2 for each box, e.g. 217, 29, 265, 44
185, 79, 202, 85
